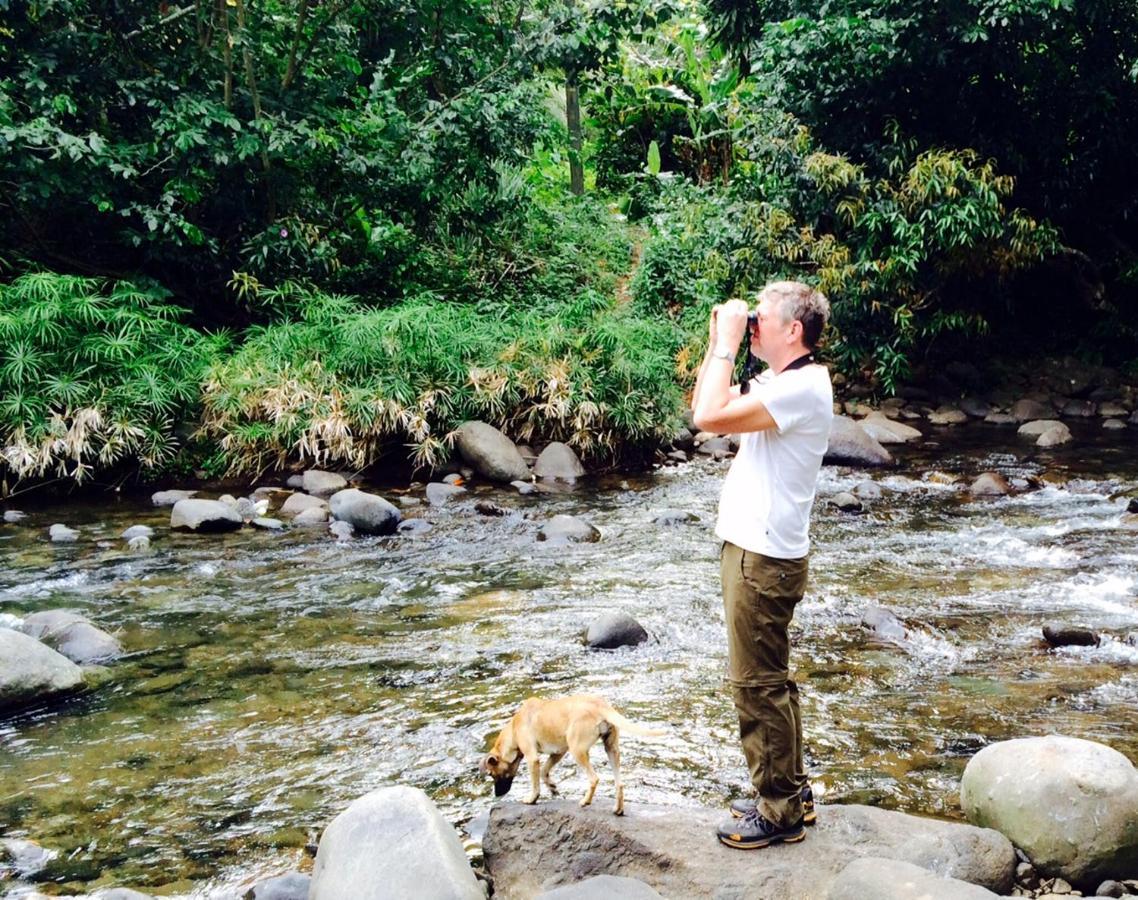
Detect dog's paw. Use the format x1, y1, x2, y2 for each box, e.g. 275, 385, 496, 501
545, 783, 559, 796
578, 797, 592, 808
612, 805, 624, 816
523, 794, 539, 805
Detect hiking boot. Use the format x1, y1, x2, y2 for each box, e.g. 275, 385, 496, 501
730, 784, 816, 825
717, 807, 806, 849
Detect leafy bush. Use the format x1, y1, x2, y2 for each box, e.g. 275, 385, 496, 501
0, 274, 228, 484
199, 287, 685, 475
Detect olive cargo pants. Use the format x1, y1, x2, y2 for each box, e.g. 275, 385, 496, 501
721, 540, 809, 827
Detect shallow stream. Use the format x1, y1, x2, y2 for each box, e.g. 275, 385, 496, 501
1, 423, 1137, 897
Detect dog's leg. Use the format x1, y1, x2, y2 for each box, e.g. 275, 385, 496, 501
568, 721, 601, 808
603, 730, 623, 816
524, 756, 542, 804
541, 751, 565, 796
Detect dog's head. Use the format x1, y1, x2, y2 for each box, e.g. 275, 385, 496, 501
479, 749, 522, 797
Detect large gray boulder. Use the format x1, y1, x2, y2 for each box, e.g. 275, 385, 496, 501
534, 442, 586, 481
825, 416, 893, 467
20, 610, 122, 664
483, 801, 1014, 899
860, 413, 922, 444
302, 470, 347, 496
309, 786, 482, 900
170, 499, 243, 533
454, 421, 531, 483
279, 493, 328, 516
961, 736, 1138, 889
826, 858, 1000, 899
328, 489, 401, 536
0, 629, 84, 709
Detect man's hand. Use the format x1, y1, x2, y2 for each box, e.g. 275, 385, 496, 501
714, 299, 750, 355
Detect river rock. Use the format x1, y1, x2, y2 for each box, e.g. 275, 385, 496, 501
328, 520, 354, 540
286, 474, 305, 489
536, 874, 664, 899
929, 405, 969, 425
1019, 419, 1065, 437
483, 800, 1015, 899
170, 499, 243, 532
90, 890, 157, 900
127, 535, 151, 551
328, 489, 401, 535
151, 489, 196, 506
1099, 401, 1129, 417
1095, 880, 1126, 898
121, 525, 154, 541
652, 509, 698, 526
49, 523, 79, 542
1128, 498, 1138, 514
0, 837, 58, 876
1104, 418, 1127, 430
825, 416, 893, 466
538, 515, 600, 543
475, 500, 508, 516
534, 442, 586, 481
854, 480, 883, 501
241, 871, 310, 900
827, 857, 1000, 899
292, 506, 328, 526
1042, 624, 1099, 648
302, 470, 347, 496
397, 518, 432, 536
251, 517, 285, 530
830, 492, 863, 512
861, 606, 908, 644
1037, 422, 1073, 447
279, 493, 328, 516
235, 496, 267, 521
969, 472, 1012, 496
1061, 399, 1096, 417
960, 397, 993, 418
1011, 398, 1053, 421
961, 736, 1138, 888
21, 610, 121, 664
984, 412, 1018, 425
696, 436, 732, 458
671, 427, 696, 452
860, 414, 922, 444
454, 421, 530, 483
585, 612, 648, 650
511, 480, 537, 494
0, 628, 84, 709
309, 785, 482, 900
219, 493, 238, 507
426, 482, 466, 506
3, 509, 27, 523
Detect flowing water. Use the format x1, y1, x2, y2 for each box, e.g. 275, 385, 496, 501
1, 423, 1136, 897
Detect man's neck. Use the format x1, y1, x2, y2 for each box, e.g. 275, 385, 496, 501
768, 346, 814, 374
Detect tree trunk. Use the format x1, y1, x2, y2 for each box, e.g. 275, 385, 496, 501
565, 76, 584, 196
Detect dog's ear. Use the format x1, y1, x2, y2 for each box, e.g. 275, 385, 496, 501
480, 754, 498, 773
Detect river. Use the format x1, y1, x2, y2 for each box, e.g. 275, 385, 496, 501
1, 422, 1136, 897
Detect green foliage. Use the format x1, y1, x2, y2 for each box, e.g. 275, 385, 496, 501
634, 126, 1059, 391
199, 286, 684, 475
0, 274, 227, 483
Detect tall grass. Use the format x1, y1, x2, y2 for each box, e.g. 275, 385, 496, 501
0, 273, 228, 485
199, 287, 685, 475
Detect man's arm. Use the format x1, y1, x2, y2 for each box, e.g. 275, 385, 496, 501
692, 360, 777, 434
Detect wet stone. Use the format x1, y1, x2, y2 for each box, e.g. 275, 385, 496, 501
474, 500, 508, 517
3, 510, 27, 523
242, 871, 311, 900
426, 482, 467, 506
49, 523, 80, 542
121, 525, 154, 541
830, 492, 864, 512
397, 518, 433, 536
1043, 625, 1099, 648
586, 612, 648, 650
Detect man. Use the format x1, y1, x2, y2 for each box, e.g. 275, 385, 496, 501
691, 280, 833, 850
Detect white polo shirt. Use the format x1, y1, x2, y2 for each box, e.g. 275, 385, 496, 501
714, 363, 834, 559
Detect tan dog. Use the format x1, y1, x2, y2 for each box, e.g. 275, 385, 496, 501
479, 695, 666, 815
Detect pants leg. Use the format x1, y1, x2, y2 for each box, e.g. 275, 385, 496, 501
721, 541, 809, 827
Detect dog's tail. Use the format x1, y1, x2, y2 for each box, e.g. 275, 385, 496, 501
602, 709, 668, 740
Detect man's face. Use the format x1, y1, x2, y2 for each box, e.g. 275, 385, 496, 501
749, 295, 791, 361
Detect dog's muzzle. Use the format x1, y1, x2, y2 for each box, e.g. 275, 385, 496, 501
493, 775, 515, 797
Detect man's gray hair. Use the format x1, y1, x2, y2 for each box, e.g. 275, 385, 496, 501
761, 281, 830, 350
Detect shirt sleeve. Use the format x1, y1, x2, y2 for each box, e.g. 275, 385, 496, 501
755, 371, 813, 434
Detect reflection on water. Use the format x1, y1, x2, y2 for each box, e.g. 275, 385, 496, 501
1, 423, 1137, 897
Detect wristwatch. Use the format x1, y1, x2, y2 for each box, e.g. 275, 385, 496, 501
711, 347, 734, 361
